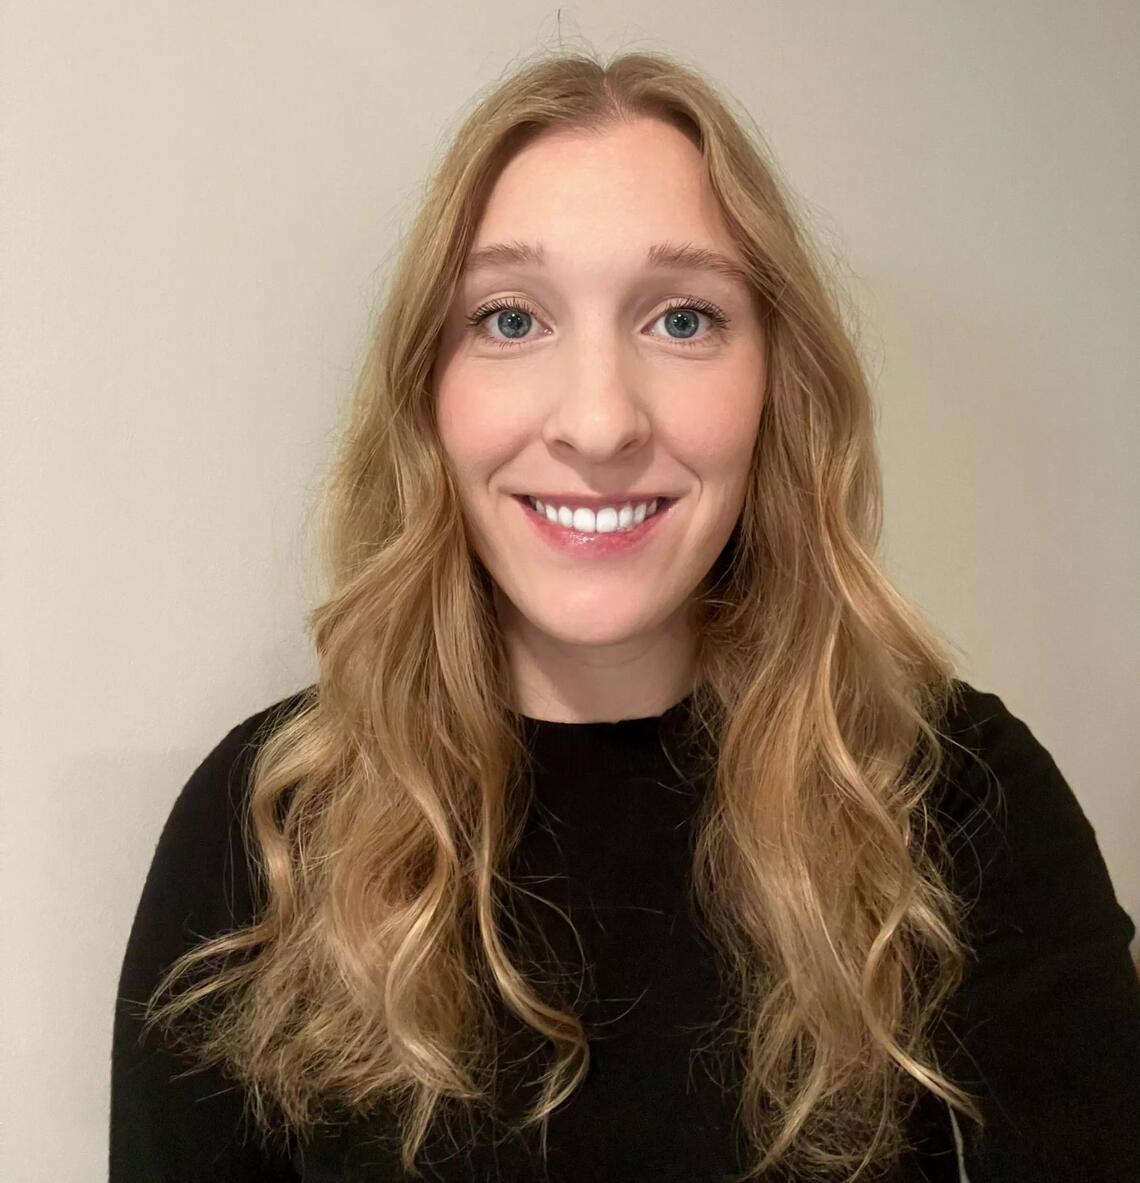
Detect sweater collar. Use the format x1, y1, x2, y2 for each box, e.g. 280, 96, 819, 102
513, 692, 707, 784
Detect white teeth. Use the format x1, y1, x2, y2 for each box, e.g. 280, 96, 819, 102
572, 507, 595, 532
528, 496, 663, 533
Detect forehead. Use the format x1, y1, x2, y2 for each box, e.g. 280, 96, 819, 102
480, 118, 712, 221
463, 119, 748, 289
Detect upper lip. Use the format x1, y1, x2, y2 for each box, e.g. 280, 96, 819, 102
518, 492, 676, 509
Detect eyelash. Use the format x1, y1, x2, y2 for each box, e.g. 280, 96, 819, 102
464, 296, 731, 351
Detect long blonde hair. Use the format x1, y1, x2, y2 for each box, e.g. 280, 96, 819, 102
145, 46, 986, 1181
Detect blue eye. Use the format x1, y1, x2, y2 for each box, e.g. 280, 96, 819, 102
471, 304, 535, 345
465, 297, 730, 350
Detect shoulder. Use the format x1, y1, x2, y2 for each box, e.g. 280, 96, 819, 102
136, 686, 316, 937
175, 686, 313, 812
926, 683, 1140, 1176
936, 677, 1064, 794
159, 686, 315, 841
933, 677, 1088, 841
931, 677, 1132, 944
113, 689, 317, 1176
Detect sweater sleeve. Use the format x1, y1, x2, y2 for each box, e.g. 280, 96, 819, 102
110, 694, 310, 1183
935, 681, 1140, 1182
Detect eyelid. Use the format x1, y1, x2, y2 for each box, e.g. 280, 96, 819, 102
464, 295, 731, 350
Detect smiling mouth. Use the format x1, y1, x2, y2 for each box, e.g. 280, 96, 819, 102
515, 494, 676, 534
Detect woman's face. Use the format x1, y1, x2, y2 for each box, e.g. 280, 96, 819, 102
432, 116, 766, 654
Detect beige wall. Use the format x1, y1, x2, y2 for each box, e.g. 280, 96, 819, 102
2, 2, 1137, 1179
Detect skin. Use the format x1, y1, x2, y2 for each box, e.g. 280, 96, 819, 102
432, 116, 767, 723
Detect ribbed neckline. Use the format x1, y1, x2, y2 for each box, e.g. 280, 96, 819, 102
514, 690, 694, 734
512, 691, 701, 783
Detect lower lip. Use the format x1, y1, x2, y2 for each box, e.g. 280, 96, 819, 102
515, 496, 677, 557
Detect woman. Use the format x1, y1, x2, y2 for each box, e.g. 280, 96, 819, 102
110, 49, 1140, 1182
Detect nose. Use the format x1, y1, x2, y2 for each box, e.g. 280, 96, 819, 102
540, 327, 651, 463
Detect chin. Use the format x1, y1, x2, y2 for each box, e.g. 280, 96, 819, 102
518, 603, 657, 648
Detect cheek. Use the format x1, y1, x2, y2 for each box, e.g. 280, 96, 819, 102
435, 367, 531, 482
665, 370, 763, 482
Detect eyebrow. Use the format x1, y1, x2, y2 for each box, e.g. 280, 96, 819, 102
462, 240, 753, 290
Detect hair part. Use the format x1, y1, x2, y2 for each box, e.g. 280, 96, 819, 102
143, 44, 985, 1182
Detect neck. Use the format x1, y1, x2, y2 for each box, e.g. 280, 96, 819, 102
497, 588, 698, 724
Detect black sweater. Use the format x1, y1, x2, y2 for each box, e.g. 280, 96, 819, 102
110, 680, 1140, 1181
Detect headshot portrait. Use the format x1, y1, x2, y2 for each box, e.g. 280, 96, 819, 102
4, 6, 1138, 1183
